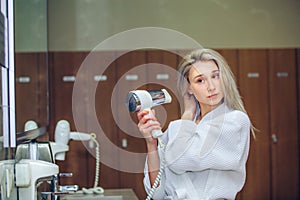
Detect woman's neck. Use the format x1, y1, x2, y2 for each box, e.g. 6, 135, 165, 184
199, 102, 223, 121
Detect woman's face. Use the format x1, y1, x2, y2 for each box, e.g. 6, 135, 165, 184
188, 60, 224, 111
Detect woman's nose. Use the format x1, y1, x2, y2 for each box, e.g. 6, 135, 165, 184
206, 79, 215, 91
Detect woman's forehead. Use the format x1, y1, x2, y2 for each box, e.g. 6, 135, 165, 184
190, 60, 219, 76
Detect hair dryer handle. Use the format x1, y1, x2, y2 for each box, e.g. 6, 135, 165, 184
54, 120, 71, 161
151, 129, 164, 138
145, 108, 164, 138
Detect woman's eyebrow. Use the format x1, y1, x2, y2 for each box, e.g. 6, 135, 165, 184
212, 70, 220, 73
192, 74, 204, 80
193, 70, 219, 79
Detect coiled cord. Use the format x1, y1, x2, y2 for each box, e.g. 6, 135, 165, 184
78, 133, 104, 195
146, 138, 165, 200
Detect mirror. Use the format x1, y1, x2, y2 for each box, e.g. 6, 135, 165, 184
14, 0, 49, 139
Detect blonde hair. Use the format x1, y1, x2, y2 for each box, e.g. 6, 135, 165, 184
177, 48, 256, 137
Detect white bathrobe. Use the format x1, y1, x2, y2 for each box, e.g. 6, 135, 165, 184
144, 103, 250, 200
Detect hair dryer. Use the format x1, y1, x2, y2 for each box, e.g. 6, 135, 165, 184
126, 89, 172, 138
53, 120, 103, 194
54, 120, 92, 160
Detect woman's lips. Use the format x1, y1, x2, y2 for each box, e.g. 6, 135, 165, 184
208, 93, 218, 98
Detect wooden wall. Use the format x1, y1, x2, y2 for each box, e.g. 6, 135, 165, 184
15, 52, 48, 140
15, 48, 299, 199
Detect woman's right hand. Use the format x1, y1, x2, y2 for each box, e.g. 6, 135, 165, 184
137, 109, 161, 147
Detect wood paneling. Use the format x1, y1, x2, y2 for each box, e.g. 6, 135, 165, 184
238, 49, 299, 200
146, 49, 180, 129
86, 51, 120, 189
216, 49, 239, 79
238, 49, 271, 200
15, 52, 48, 139
268, 49, 299, 199
115, 50, 148, 199
50, 51, 90, 187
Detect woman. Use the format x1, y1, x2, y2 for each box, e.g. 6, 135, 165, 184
137, 48, 254, 200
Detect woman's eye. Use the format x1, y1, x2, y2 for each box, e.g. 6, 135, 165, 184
212, 74, 220, 79
197, 79, 205, 83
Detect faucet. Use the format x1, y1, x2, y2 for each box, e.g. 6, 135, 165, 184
40, 173, 79, 200
52, 173, 79, 193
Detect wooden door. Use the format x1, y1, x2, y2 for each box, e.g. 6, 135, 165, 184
146, 49, 180, 129
83, 51, 120, 189
216, 49, 239, 79
50, 51, 91, 187
268, 49, 299, 199
238, 49, 271, 200
15, 52, 48, 137
114, 50, 148, 199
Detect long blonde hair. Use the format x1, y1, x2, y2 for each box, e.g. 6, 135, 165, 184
177, 48, 256, 137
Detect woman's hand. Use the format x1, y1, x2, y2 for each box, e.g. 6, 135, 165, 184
137, 109, 161, 148
181, 93, 197, 120
138, 110, 162, 187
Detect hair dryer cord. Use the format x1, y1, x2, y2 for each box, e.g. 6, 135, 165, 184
77, 133, 104, 195
146, 137, 165, 200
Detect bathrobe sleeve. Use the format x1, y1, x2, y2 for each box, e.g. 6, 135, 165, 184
165, 110, 250, 174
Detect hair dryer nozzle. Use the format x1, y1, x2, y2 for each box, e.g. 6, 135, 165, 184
126, 92, 140, 112
126, 89, 172, 112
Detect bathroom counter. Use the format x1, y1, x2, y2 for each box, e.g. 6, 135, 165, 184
103, 188, 139, 200
60, 188, 138, 200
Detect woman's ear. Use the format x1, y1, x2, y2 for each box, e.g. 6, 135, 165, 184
187, 85, 193, 95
